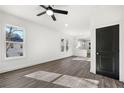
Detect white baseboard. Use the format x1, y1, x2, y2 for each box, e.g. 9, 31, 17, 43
0, 55, 72, 74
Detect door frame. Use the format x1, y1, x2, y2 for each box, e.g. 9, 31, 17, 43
90, 21, 123, 81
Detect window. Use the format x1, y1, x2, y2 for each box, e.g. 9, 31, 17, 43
5, 24, 25, 59
66, 40, 69, 52
61, 39, 64, 52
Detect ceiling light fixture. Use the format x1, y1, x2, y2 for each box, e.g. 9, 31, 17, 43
65, 24, 68, 27
46, 10, 54, 16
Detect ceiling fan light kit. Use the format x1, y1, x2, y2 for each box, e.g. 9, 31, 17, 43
46, 10, 54, 16
37, 5, 68, 21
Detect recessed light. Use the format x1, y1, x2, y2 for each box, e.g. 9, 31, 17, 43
65, 24, 68, 27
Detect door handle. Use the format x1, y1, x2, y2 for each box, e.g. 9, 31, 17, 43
96, 52, 99, 55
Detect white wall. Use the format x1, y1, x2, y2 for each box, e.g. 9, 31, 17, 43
73, 36, 90, 57
0, 12, 73, 73
90, 6, 124, 82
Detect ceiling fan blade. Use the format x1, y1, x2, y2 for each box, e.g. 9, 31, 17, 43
37, 11, 46, 16
40, 5, 48, 10
53, 9, 68, 15
51, 15, 56, 21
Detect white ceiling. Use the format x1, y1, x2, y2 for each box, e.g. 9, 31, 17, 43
0, 5, 122, 38
0, 5, 94, 37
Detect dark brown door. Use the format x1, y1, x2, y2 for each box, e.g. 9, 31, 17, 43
96, 24, 119, 80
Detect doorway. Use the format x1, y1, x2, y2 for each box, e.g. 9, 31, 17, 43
96, 24, 119, 80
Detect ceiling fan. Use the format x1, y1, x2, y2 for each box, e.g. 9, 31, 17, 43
37, 5, 68, 21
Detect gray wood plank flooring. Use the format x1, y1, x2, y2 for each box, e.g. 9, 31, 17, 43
0, 57, 124, 88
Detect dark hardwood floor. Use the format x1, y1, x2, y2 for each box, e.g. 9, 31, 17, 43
0, 57, 124, 88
